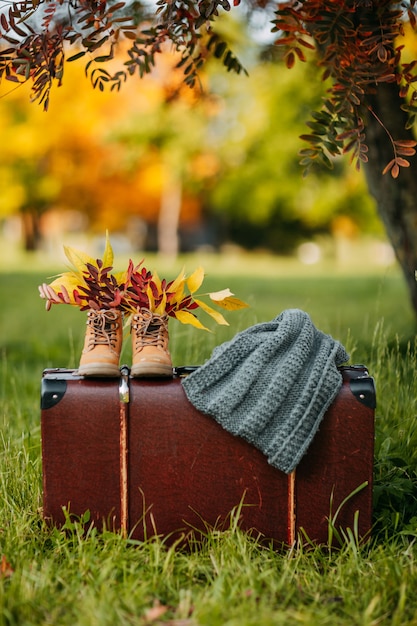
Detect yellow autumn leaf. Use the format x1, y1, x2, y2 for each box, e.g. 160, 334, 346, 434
113, 270, 128, 285
63, 245, 96, 273
209, 288, 233, 300
102, 230, 114, 268
49, 271, 84, 291
171, 280, 185, 305
169, 267, 186, 293
146, 283, 155, 312
194, 298, 229, 326
209, 289, 249, 311
48, 272, 85, 305
168, 268, 186, 304
174, 309, 210, 331
187, 266, 205, 294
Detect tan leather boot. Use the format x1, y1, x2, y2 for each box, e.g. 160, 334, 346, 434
78, 309, 122, 377
131, 308, 173, 378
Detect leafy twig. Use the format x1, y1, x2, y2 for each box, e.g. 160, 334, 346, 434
367, 106, 417, 178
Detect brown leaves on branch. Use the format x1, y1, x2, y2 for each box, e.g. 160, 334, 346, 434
382, 140, 417, 178
1, 0, 417, 178
273, 0, 417, 177
0, 0, 245, 109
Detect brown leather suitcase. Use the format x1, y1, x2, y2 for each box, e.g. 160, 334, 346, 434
41, 365, 375, 545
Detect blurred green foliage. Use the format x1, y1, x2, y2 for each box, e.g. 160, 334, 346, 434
0, 13, 383, 255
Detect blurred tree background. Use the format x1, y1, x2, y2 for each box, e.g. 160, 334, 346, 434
0, 10, 386, 262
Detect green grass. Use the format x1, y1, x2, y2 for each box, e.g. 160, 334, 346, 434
1, 255, 417, 625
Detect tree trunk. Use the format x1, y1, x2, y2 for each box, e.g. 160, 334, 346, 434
157, 164, 182, 260
363, 82, 417, 316
21, 209, 41, 251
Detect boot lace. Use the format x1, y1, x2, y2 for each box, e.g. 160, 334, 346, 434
132, 308, 168, 352
86, 309, 120, 353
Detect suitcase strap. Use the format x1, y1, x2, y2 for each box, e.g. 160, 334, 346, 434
119, 367, 130, 536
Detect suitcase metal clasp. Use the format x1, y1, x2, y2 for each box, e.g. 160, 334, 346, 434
119, 365, 130, 403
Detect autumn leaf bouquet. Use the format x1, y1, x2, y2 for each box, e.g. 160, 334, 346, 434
39, 233, 248, 378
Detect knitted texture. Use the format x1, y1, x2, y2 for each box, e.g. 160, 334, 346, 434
182, 309, 349, 474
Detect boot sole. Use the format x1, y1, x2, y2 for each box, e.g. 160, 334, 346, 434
131, 362, 173, 378
77, 364, 121, 377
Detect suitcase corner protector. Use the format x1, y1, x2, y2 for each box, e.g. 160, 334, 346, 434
41, 377, 67, 409
349, 376, 376, 409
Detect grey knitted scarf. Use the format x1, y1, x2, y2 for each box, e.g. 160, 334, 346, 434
182, 309, 349, 474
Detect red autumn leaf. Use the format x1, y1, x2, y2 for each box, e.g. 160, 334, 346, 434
0, 13, 8, 30
391, 162, 400, 178
285, 51, 295, 69
377, 44, 388, 63
294, 46, 306, 62
382, 158, 395, 175
396, 157, 411, 167
396, 146, 416, 156
394, 139, 417, 147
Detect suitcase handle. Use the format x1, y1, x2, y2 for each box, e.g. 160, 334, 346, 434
173, 366, 199, 377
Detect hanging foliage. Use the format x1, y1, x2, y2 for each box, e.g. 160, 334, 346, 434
0, 0, 416, 175
272, 0, 417, 176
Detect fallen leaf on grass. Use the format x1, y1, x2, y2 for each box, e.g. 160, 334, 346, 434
155, 619, 198, 626
0, 555, 14, 578
143, 601, 168, 623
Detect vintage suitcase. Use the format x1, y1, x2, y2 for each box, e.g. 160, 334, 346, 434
41, 364, 375, 545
